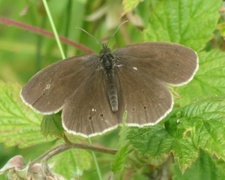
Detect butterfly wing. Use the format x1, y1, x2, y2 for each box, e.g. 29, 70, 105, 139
21, 42, 198, 135
21, 54, 100, 114
116, 66, 173, 126
113, 42, 198, 85
113, 42, 198, 125
62, 67, 119, 137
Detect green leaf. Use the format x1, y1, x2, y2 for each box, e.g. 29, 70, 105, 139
144, 0, 221, 50
51, 149, 92, 179
111, 112, 130, 176
41, 114, 64, 138
0, 82, 54, 148
176, 49, 225, 105
122, 0, 143, 14
128, 125, 198, 172
180, 96, 225, 160
128, 95, 225, 172
112, 144, 130, 173
128, 126, 173, 156
173, 95, 225, 171
173, 150, 225, 180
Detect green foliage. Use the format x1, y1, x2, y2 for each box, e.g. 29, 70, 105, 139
111, 112, 130, 175
128, 95, 225, 173
173, 150, 225, 180
122, 0, 143, 14
144, 0, 221, 50
0, 0, 225, 179
0, 82, 53, 148
112, 144, 130, 173
41, 114, 64, 138
51, 149, 92, 179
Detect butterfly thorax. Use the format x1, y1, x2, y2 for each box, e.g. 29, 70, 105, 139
100, 43, 115, 71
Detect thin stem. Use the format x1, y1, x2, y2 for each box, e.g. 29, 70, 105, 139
29, 142, 117, 166
64, 0, 73, 57
42, 0, 65, 59
88, 138, 103, 180
0, 17, 94, 53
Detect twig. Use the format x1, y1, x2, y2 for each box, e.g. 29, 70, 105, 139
29, 142, 117, 166
0, 17, 94, 54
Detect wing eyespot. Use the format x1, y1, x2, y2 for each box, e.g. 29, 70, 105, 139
131, 107, 136, 112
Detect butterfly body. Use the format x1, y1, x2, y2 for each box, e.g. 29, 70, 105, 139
21, 42, 198, 137
100, 43, 119, 112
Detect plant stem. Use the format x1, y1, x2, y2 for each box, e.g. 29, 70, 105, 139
42, 0, 66, 59
0, 17, 94, 53
88, 138, 103, 180
64, 0, 73, 57
29, 142, 117, 166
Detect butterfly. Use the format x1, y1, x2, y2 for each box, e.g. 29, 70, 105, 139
21, 42, 198, 137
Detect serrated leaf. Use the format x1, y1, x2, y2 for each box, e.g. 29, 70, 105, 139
112, 144, 130, 173
128, 125, 198, 172
128, 126, 173, 156
128, 95, 225, 172
180, 96, 225, 160
122, 0, 143, 14
173, 150, 225, 180
144, 0, 221, 50
51, 149, 92, 179
173, 96, 225, 171
41, 114, 64, 138
0, 82, 54, 148
172, 138, 198, 171
111, 112, 130, 175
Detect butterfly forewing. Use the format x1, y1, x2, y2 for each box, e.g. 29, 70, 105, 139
113, 42, 198, 85
62, 67, 119, 137
21, 55, 99, 114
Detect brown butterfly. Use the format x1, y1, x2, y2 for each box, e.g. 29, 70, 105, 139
21, 42, 198, 137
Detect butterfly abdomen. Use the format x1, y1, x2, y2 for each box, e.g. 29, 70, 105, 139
105, 69, 118, 112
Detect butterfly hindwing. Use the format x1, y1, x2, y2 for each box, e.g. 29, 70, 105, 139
62, 67, 119, 137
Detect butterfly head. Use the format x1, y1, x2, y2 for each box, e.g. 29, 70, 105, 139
100, 43, 111, 55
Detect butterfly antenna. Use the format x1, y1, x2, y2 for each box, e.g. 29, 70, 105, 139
75, 27, 102, 46
106, 20, 128, 46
